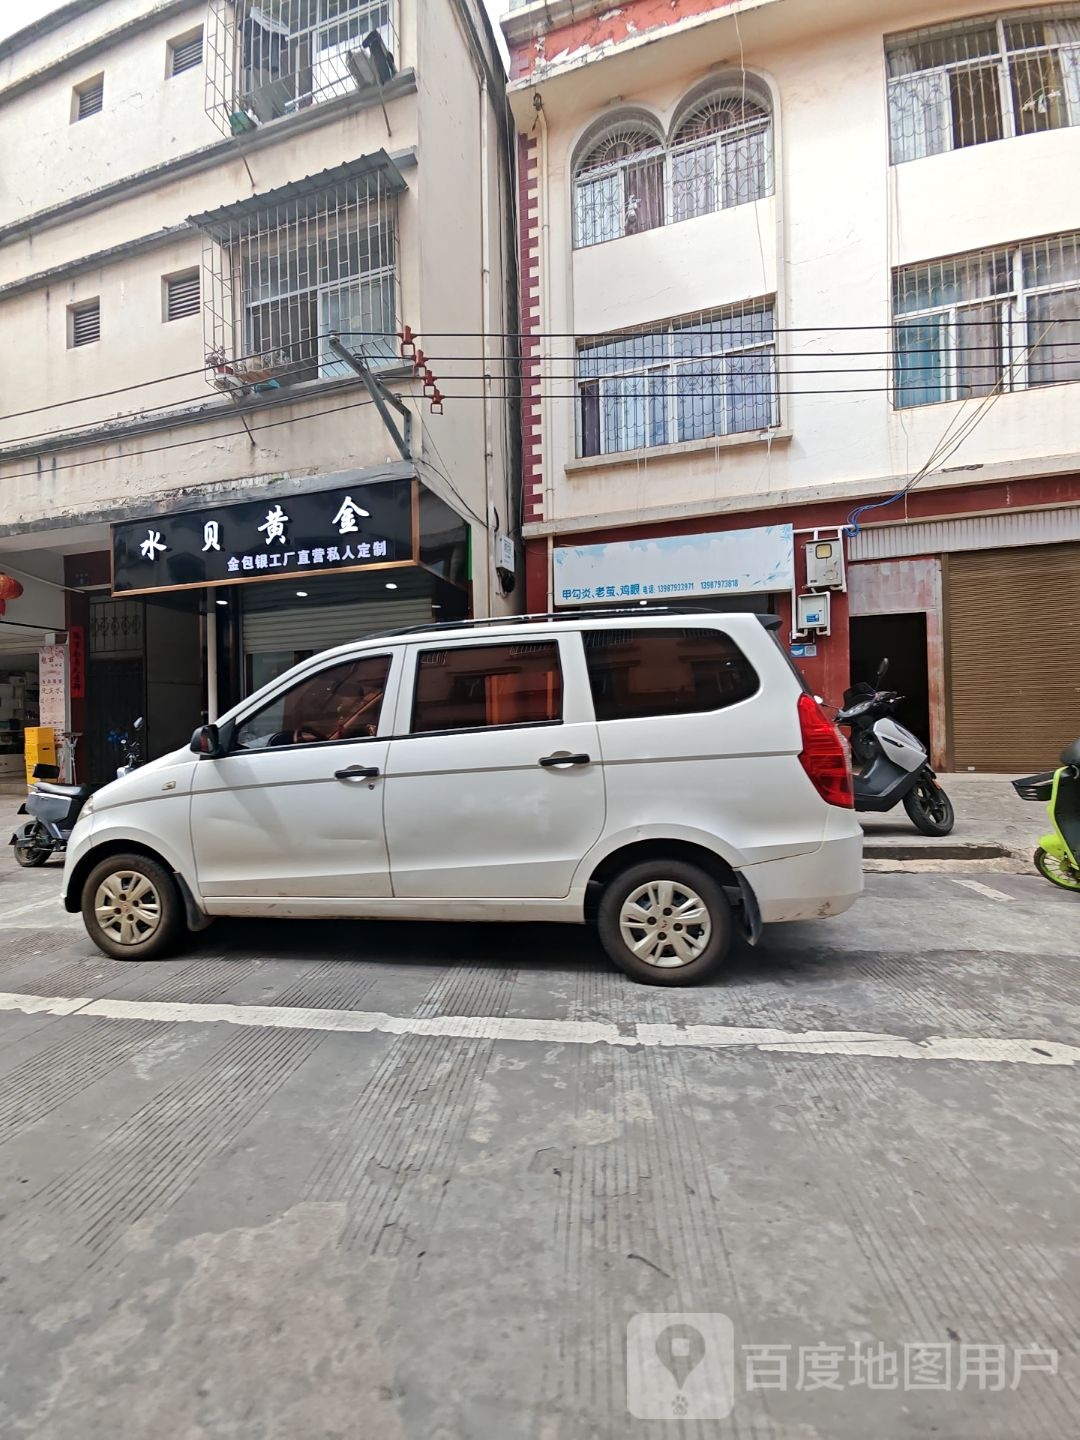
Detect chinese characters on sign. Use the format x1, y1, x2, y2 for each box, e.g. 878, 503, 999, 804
68, 625, 86, 700
554, 525, 795, 606
38, 645, 67, 731
111, 481, 414, 595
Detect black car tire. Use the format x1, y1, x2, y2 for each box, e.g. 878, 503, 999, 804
81, 852, 185, 962
597, 859, 733, 986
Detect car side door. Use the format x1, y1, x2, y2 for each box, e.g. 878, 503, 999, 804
381, 631, 606, 900
189, 648, 401, 900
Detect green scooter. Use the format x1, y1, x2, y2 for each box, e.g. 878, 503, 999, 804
1013, 739, 1080, 892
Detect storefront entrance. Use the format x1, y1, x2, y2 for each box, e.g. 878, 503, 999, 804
85, 593, 202, 782
946, 542, 1080, 772
849, 613, 931, 749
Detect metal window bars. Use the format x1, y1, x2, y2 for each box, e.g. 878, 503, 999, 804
193, 161, 401, 394
893, 230, 1080, 405
572, 94, 774, 249
576, 302, 779, 457
887, 5, 1080, 163
205, 0, 397, 136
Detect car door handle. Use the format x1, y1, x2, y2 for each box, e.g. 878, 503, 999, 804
334, 765, 380, 780
538, 753, 591, 768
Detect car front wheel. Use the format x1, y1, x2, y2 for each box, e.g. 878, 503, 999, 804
597, 859, 733, 986
81, 852, 185, 961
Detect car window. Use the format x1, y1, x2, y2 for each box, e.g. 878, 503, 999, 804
234, 654, 392, 749
411, 641, 563, 734
583, 627, 759, 721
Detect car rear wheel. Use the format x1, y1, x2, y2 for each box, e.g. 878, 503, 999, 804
597, 860, 733, 986
81, 853, 184, 961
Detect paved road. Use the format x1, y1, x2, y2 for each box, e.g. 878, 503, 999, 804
0, 855, 1077, 1439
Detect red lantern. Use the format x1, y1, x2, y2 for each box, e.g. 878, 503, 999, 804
0, 573, 23, 616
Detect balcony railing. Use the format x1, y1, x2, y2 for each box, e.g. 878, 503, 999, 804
205, 0, 399, 135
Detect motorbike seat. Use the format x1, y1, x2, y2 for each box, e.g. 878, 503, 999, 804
33, 781, 91, 799
1061, 738, 1080, 767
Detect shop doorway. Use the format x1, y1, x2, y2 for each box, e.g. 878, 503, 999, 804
85, 594, 201, 782
849, 613, 930, 747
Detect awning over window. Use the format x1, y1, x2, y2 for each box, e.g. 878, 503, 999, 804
187, 152, 408, 243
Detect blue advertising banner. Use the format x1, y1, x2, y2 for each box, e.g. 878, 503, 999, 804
553, 524, 795, 605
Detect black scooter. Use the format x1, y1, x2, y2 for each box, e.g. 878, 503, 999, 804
10, 718, 143, 867
835, 660, 955, 837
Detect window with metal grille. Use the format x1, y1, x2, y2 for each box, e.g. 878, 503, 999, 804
165, 270, 200, 321
216, 0, 395, 127
572, 89, 774, 248
69, 299, 101, 348
893, 232, 1080, 405
73, 74, 104, 121
670, 95, 773, 222
577, 303, 779, 457
887, 7, 1080, 163
169, 28, 203, 76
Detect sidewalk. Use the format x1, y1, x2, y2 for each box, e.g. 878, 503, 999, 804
860, 772, 1036, 862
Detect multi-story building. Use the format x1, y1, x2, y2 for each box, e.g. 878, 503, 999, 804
502, 0, 1080, 772
0, 0, 517, 782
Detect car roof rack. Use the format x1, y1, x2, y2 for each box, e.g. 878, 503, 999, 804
364, 606, 780, 643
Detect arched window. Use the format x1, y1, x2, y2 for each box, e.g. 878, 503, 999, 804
670, 92, 773, 222
573, 121, 666, 249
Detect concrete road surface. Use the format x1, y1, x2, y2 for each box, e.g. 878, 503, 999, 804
0, 855, 1077, 1439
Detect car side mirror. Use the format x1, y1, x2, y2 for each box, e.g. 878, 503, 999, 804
190, 723, 224, 758
875, 658, 890, 685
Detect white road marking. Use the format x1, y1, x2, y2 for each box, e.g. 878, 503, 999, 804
0, 897, 71, 923
0, 990, 1075, 1068
949, 877, 1014, 903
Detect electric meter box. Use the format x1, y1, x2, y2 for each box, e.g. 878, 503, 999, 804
796, 591, 831, 632
805, 538, 844, 589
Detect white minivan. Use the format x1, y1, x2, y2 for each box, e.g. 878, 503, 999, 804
62, 612, 862, 985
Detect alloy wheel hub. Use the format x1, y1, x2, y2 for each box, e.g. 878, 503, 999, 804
94, 871, 162, 947
618, 879, 711, 968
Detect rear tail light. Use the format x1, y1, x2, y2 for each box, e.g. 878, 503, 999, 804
797, 692, 853, 809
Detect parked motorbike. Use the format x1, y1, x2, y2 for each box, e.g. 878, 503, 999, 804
1012, 740, 1080, 892
10, 718, 144, 867
835, 660, 956, 837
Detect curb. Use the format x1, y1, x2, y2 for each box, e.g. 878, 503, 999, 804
863, 842, 1016, 861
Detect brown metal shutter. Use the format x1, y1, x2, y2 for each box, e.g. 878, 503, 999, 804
947, 542, 1080, 772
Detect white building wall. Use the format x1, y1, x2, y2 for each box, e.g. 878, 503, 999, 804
509, 0, 1080, 532
0, 0, 514, 616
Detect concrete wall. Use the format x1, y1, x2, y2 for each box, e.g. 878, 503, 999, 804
0, 0, 514, 617
508, 0, 1080, 532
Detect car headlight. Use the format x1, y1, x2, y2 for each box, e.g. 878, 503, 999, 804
81, 794, 95, 817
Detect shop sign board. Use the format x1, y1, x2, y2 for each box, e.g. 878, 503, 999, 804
68, 625, 86, 700
112, 481, 416, 596
553, 524, 795, 605
39, 645, 67, 731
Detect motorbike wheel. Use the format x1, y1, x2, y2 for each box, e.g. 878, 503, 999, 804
14, 835, 50, 867
1034, 847, 1080, 892
902, 779, 955, 837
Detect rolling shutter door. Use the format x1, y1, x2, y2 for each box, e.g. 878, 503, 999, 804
947, 543, 1080, 772
243, 590, 432, 655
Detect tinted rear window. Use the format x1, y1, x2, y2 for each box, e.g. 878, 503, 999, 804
583, 627, 759, 721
